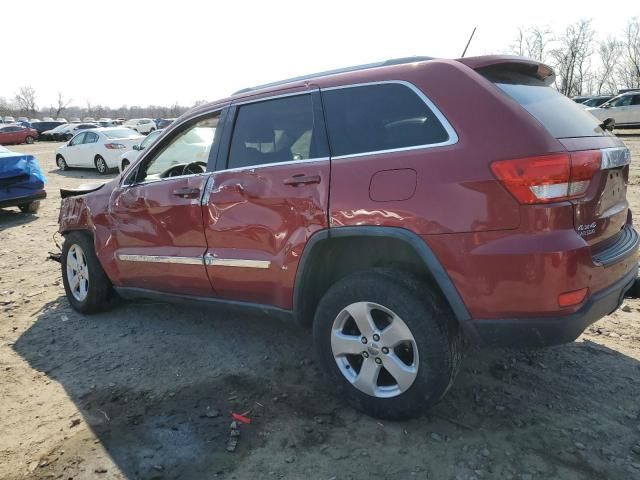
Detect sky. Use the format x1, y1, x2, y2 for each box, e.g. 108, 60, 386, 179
1, 0, 639, 109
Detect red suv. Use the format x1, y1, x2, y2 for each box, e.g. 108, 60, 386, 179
57, 55, 639, 419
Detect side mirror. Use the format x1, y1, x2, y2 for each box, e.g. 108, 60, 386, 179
601, 118, 615, 131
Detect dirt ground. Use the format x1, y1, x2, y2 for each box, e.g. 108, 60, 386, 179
1, 134, 640, 480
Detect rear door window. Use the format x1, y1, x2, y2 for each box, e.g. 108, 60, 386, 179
480, 68, 607, 138
321, 83, 451, 157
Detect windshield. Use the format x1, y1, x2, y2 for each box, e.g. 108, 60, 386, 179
103, 128, 140, 139
52, 124, 70, 132
481, 68, 607, 138
602, 95, 633, 108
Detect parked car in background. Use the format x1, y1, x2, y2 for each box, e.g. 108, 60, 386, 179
40, 124, 70, 141
119, 128, 163, 171
3, 116, 15, 124
29, 118, 40, 123
61, 123, 99, 141
16, 121, 33, 129
83, 117, 96, 123
571, 96, 589, 103
56, 118, 67, 122
0, 125, 38, 145
33, 121, 65, 136
97, 120, 116, 127
587, 92, 640, 127
56, 127, 143, 174
123, 118, 156, 134
17, 117, 29, 123
42, 117, 55, 122
69, 117, 81, 123
155, 118, 176, 129
56, 55, 639, 419
580, 95, 614, 108
0, 145, 46, 214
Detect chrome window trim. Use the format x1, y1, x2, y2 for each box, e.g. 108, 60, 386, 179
601, 147, 631, 170
214, 156, 330, 175
231, 89, 312, 107
204, 254, 271, 269
117, 254, 203, 265
321, 80, 459, 160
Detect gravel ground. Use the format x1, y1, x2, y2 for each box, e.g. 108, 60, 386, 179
1, 135, 640, 480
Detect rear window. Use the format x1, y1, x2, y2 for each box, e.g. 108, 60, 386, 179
322, 83, 450, 157
481, 69, 606, 138
103, 128, 139, 139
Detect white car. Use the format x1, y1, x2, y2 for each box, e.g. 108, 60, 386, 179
119, 128, 163, 172
3, 116, 15, 123
56, 127, 143, 174
123, 118, 157, 134
586, 92, 640, 128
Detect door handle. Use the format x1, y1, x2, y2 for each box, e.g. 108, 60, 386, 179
172, 187, 201, 199
283, 174, 321, 186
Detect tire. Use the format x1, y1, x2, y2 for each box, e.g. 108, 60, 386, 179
25, 136, 34, 144
61, 231, 114, 313
18, 201, 40, 213
56, 155, 68, 171
95, 155, 108, 174
313, 269, 462, 420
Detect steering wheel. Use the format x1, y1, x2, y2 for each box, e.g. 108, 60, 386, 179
182, 161, 207, 175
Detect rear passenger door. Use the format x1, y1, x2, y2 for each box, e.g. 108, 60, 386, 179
202, 89, 330, 308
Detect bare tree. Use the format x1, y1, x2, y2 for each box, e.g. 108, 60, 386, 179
550, 19, 594, 96
52, 92, 72, 119
14, 86, 37, 114
595, 37, 621, 94
618, 17, 640, 90
511, 26, 553, 62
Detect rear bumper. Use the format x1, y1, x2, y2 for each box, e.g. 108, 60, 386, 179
463, 264, 638, 347
0, 190, 46, 209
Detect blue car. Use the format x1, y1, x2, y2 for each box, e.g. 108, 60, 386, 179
0, 145, 46, 213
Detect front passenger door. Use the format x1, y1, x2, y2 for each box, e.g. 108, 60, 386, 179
108, 111, 224, 296
65, 132, 87, 165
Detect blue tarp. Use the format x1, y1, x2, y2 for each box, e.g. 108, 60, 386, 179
0, 150, 46, 202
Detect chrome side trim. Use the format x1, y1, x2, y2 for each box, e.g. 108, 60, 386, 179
232, 90, 312, 106
117, 254, 203, 265
321, 80, 459, 160
217, 156, 330, 175
204, 254, 271, 269
601, 147, 631, 170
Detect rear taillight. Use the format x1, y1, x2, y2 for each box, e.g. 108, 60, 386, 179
490, 150, 601, 204
105, 143, 126, 149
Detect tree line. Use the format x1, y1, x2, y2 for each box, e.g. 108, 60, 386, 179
512, 17, 640, 97
0, 89, 199, 121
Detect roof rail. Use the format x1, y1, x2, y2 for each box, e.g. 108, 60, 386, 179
232, 56, 434, 95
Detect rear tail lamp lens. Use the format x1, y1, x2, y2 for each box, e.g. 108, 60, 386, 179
491, 150, 601, 204
105, 143, 126, 149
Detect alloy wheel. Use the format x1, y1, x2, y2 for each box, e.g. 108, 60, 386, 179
331, 301, 419, 398
66, 244, 89, 302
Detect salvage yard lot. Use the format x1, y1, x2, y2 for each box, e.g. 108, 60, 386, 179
1, 137, 640, 480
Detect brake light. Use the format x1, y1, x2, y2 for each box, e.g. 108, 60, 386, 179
490, 150, 601, 204
105, 143, 126, 149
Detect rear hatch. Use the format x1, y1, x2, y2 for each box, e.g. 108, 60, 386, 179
478, 63, 631, 252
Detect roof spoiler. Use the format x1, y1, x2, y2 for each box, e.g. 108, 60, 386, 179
457, 55, 555, 86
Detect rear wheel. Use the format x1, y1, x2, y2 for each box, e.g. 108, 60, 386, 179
61, 231, 114, 313
95, 155, 108, 174
25, 135, 34, 144
313, 270, 462, 419
56, 155, 68, 170
18, 201, 40, 213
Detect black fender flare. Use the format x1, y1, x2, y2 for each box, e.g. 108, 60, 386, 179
293, 226, 471, 324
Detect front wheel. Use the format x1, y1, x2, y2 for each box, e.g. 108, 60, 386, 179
56, 155, 68, 171
95, 155, 108, 174
25, 135, 34, 144
313, 270, 462, 419
61, 231, 114, 313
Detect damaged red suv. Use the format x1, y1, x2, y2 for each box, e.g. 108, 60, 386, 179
58, 55, 639, 419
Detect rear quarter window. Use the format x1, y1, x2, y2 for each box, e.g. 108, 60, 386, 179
321, 83, 451, 157
480, 68, 607, 138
